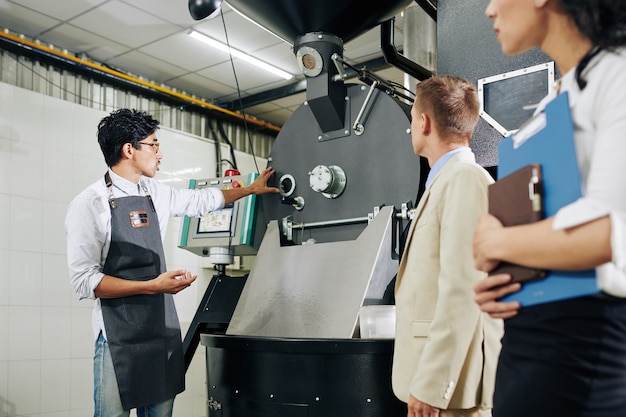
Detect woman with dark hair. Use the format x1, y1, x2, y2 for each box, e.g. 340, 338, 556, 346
473, 0, 626, 416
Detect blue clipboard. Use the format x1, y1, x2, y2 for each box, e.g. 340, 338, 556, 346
497, 92, 598, 306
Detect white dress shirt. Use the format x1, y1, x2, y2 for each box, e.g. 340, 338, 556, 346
538, 48, 626, 296
65, 169, 225, 339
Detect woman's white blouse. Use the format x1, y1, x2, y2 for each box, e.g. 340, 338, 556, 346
540, 48, 626, 296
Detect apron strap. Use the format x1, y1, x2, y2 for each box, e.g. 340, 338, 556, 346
104, 171, 117, 209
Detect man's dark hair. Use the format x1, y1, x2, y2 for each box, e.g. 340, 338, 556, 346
97, 109, 160, 167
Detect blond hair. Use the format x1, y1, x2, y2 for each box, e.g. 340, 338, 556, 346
414, 75, 480, 143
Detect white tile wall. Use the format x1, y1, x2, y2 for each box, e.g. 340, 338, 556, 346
41, 254, 72, 308
41, 307, 72, 359
0, 360, 7, 415
10, 143, 44, 199
0, 139, 10, 195
10, 197, 42, 253
8, 306, 41, 361
0, 251, 8, 307
9, 251, 43, 307
0, 82, 267, 417
42, 149, 75, 203
69, 307, 92, 359
8, 360, 41, 415
40, 359, 71, 412
0, 306, 7, 361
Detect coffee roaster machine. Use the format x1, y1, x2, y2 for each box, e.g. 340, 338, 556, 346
180, 1, 435, 415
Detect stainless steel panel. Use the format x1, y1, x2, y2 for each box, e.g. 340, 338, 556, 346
227, 206, 398, 338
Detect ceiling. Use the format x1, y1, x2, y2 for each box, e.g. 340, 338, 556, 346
0, 0, 412, 127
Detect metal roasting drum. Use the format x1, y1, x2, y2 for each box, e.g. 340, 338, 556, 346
184, 1, 430, 415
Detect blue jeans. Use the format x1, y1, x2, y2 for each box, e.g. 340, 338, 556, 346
94, 332, 175, 417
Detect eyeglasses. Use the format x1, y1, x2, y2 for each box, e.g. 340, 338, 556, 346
138, 141, 160, 153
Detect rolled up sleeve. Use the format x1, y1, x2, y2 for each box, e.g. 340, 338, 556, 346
65, 192, 109, 300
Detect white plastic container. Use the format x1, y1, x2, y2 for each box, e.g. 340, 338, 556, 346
359, 305, 396, 339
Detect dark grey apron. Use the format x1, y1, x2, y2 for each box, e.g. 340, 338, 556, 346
101, 172, 184, 409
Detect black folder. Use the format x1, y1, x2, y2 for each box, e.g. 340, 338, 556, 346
487, 164, 546, 283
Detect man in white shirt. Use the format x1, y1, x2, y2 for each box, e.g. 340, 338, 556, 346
65, 108, 278, 417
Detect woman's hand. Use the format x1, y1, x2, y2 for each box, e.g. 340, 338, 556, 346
474, 274, 521, 319
473, 213, 505, 272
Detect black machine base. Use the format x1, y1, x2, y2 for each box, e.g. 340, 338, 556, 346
182, 272, 247, 370
200, 334, 406, 417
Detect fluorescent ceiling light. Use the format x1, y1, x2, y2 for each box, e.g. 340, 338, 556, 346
188, 30, 293, 80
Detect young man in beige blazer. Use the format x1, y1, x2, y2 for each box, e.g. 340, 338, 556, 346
392, 75, 503, 417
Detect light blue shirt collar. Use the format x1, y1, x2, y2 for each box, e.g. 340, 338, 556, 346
425, 147, 471, 188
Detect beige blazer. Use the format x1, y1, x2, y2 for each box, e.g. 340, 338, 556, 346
392, 151, 503, 410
